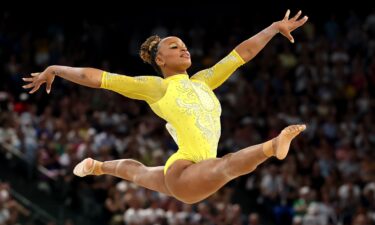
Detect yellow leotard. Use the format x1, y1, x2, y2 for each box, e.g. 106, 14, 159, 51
101, 50, 245, 174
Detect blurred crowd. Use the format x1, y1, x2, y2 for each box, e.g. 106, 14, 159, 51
1, 8, 375, 225
0, 182, 29, 225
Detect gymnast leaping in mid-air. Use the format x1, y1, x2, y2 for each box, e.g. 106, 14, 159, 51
23, 10, 308, 204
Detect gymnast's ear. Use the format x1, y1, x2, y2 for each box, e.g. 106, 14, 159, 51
156, 55, 165, 67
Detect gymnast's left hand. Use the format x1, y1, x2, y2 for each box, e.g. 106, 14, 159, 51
276, 9, 308, 43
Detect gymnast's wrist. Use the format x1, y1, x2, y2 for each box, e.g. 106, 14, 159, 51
270, 22, 280, 35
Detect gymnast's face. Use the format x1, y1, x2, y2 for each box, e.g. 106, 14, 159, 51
155, 36, 191, 73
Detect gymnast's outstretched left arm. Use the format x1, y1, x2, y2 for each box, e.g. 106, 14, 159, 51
235, 9, 308, 62
191, 10, 308, 90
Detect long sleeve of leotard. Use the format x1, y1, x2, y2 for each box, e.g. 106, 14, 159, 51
100, 71, 165, 104
190, 50, 245, 90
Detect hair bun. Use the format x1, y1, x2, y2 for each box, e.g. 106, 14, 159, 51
140, 35, 161, 64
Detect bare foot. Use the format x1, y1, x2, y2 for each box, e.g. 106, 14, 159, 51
274, 124, 306, 160
73, 158, 95, 177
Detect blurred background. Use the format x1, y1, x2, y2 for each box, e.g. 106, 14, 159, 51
1, 3, 375, 225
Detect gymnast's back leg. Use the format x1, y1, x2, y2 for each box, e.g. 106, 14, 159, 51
74, 158, 171, 196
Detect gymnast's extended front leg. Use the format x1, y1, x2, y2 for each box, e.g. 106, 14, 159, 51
73, 158, 171, 196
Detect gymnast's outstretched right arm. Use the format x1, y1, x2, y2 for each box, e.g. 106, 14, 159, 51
23, 66, 103, 93
23, 65, 165, 103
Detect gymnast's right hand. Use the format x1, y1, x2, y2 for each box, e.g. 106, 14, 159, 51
22, 67, 55, 94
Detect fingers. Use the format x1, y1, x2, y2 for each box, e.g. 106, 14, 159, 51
23, 72, 47, 94
22, 79, 46, 94
298, 15, 309, 26
29, 83, 42, 94
22, 83, 35, 89
31, 72, 40, 77
46, 83, 51, 94
45, 75, 55, 94
22, 77, 33, 82
285, 10, 308, 26
291, 10, 302, 21
284, 9, 290, 20
285, 32, 294, 43
22, 77, 35, 90
281, 10, 308, 40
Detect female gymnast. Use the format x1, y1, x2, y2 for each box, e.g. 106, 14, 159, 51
23, 10, 308, 204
